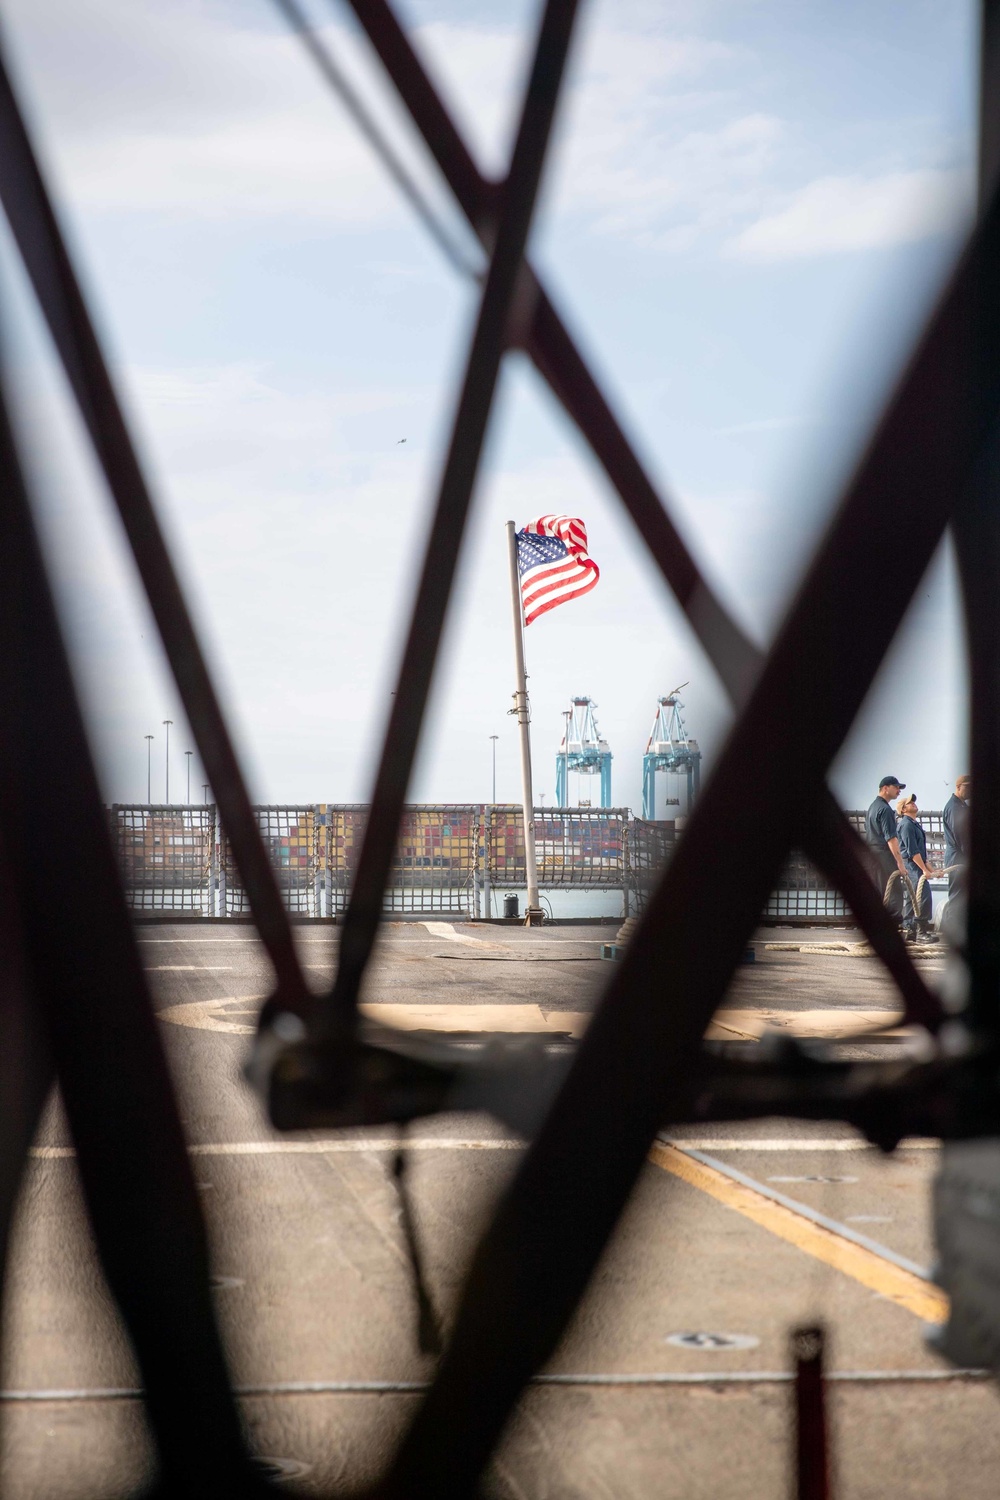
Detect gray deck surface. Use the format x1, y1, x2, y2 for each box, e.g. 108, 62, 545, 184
3, 921, 998, 1498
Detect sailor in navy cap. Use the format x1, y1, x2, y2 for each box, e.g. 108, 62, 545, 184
865, 776, 908, 921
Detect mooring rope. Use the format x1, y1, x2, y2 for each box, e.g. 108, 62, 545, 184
882, 863, 962, 920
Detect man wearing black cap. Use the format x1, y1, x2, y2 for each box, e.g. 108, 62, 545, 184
866, 776, 908, 921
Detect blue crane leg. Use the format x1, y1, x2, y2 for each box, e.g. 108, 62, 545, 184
642, 755, 656, 820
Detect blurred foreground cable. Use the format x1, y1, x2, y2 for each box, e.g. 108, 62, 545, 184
0, 350, 257, 1494
319, 0, 583, 1036
269, 0, 481, 278
0, 44, 310, 1021
284, 0, 939, 1029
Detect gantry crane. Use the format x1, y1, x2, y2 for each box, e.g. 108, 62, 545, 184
555, 696, 612, 808
642, 684, 701, 819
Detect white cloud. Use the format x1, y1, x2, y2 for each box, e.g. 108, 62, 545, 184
0, 0, 778, 250
4, 0, 972, 265
4, 0, 452, 226
728, 167, 973, 262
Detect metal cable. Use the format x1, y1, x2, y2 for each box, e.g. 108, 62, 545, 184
381, 143, 1000, 1493
269, 0, 482, 279
0, 44, 310, 1019
320, 0, 583, 1038
318, 0, 939, 1030
0, 340, 254, 1492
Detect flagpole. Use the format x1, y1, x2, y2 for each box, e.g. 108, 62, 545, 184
506, 520, 543, 925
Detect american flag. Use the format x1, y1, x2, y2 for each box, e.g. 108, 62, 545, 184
516, 515, 600, 626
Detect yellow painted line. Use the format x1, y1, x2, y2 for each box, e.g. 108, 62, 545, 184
649, 1141, 948, 1324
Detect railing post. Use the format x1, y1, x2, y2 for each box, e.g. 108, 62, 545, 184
209, 804, 219, 917
622, 813, 630, 918
483, 805, 492, 920
314, 805, 324, 919
472, 809, 482, 921
218, 827, 227, 918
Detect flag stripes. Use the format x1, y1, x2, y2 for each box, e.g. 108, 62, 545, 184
516, 514, 599, 625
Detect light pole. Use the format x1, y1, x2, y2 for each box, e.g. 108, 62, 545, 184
162, 720, 173, 802
185, 750, 193, 804
144, 735, 154, 804
490, 734, 498, 803
203, 783, 210, 804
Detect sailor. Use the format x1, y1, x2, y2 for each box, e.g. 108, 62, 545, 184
895, 793, 940, 943
865, 776, 907, 921
942, 775, 970, 895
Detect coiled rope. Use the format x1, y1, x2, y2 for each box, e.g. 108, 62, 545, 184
883, 863, 962, 920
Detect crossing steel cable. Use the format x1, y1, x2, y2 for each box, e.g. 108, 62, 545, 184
320, 0, 583, 1035
951, 0, 1000, 1041
269, 0, 483, 279
380, 142, 1000, 1495
271, 0, 941, 1028
0, 48, 310, 1021
0, 347, 256, 1495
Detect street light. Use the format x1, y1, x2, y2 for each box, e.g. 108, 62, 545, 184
162, 720, 173, 802
185, 750, 193, 804
489, 734, 498, 803
144, 735, 154, 804
203, 783, 210, 804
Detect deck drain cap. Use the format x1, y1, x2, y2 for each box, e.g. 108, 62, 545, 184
666, 1332, 760, 1350
252, 1457, 312, 1482
768, 1174, 858, 1184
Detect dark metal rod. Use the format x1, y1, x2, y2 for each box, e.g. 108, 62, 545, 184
0, 353, 252, 1493
0, 828, 51, 1357
323, 0, 582, 1032
383, 159, 1000, 1495
0, 46, 309, 1016
793, 1326, 831, 1500
332, 0, 939, 1029
950, 0, 1000, 1040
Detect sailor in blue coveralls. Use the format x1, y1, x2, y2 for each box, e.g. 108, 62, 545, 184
942, 774, 970, 894
895, 793, 940, 943
865, 776, 908, 921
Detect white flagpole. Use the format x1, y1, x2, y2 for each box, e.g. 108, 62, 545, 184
506, 520, 542, 924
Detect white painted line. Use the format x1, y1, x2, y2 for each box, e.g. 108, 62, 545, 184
26, 1136, 941, 1162
26, 1135, 941, 1162
676, 1145, 932, 1280
147, 966, 233, 972
433, 953, 600, 963
196, 1138, 522, 1156
1, 1370, 989, 1402
30, 1138, 523, 1160
136, 935, 608, 949
419, 922, 490, 946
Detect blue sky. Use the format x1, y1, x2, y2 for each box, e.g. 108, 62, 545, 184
0, 0, 978, 811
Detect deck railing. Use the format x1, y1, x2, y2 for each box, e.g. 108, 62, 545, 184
109, 803, 937, 921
